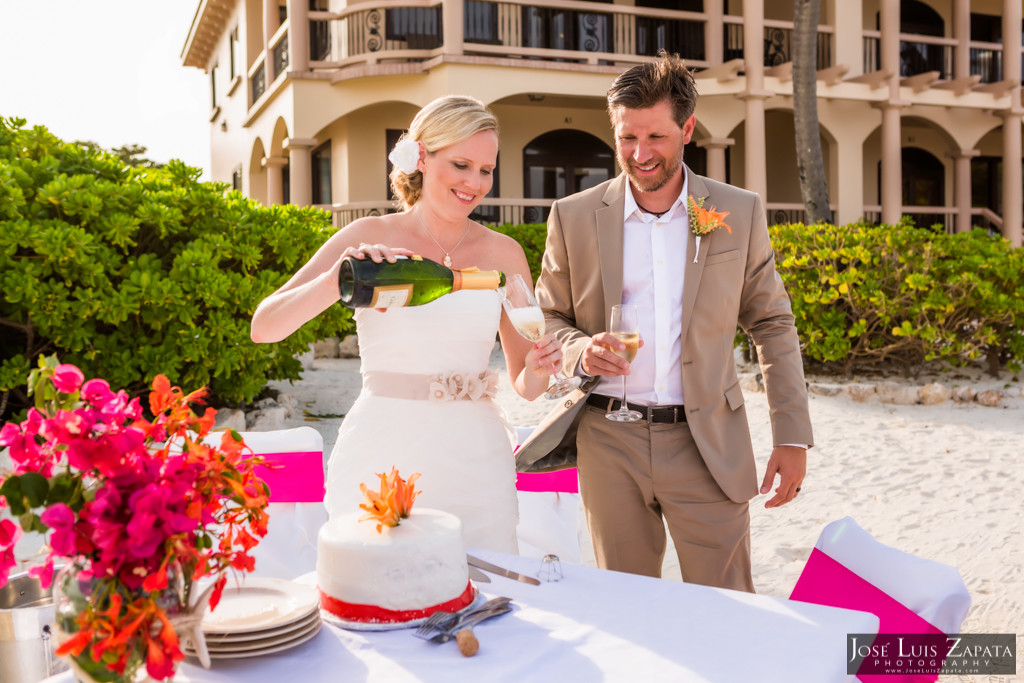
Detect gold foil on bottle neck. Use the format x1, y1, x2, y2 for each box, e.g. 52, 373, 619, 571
454, 270, 504, 292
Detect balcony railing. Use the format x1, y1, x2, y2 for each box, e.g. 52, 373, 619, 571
250, 59, 266, 103
723, 18, 834, 70
863, 32, 955, 81
969, 41, 1003, 83
273, 33, 290, 76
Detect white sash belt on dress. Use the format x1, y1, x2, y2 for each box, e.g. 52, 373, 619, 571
363, 369, 499, 402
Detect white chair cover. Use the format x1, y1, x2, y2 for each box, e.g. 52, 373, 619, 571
205, 427, 327, 580
513, 426, 583, 564
812, 517, 971, 634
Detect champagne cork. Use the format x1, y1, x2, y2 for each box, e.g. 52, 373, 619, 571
455, 628, 479, 656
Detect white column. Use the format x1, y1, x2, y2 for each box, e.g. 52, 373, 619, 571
287, 0, 308, 72
705, 0, 724, 66
827, 0, 863, 77
263, 0, 279, 82
443, 0, 463, 55
948, 149, 979, 233
952, 0, 970, 79
834, 135, 866, 226
285, 138, 318, 207
696, 137, 734, 183
264, 156, 288, 205
741, 0, 767, 198
879, 0, 903, 225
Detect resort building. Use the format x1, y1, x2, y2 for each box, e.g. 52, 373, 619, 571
181, 0, 1024, 246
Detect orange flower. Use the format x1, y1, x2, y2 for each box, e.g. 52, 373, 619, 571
687, 195, 732, 236
358, 468, 421, 533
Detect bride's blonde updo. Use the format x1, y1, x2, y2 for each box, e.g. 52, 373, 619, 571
389, 95, 499, 210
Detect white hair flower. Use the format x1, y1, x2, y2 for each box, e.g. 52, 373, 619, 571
388, 139, 421, 175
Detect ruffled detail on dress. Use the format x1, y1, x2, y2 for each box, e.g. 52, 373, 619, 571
428, 370, 499, 402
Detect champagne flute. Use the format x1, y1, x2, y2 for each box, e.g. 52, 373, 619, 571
606, 304, 642, 422
500, 274, 582, 400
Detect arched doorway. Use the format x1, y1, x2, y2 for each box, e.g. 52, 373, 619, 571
901, 147, 945, 229
524, 129, 615, 222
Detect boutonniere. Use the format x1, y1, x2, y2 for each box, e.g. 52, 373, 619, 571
687, 195, 731, 263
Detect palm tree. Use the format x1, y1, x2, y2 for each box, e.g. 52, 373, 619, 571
792, 0, 831, 224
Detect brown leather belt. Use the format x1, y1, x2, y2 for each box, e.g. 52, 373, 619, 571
586, 394, 687, 424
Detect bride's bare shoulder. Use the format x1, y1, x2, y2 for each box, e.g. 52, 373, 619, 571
330, 213, 405, 245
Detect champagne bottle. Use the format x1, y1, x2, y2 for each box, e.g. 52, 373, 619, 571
338, 255, 505, 309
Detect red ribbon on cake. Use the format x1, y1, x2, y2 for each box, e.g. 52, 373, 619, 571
319, 580, 475, 624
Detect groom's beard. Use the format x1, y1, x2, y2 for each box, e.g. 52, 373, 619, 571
617, 145, 685, 194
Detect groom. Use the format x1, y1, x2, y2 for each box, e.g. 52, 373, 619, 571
518, 53, 813, 591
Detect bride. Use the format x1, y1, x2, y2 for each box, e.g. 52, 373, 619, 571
250, 95, 561, 553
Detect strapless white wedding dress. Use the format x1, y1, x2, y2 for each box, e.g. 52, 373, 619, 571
324, 290, 519, 554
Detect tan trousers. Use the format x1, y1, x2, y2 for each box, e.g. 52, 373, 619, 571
576, 405, 754, 592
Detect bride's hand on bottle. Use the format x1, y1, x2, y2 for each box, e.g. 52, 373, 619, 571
340, 243, 415, 263
526, 334, 564, 380
337, 243, 416, 312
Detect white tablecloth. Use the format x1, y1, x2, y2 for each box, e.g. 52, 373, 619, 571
46, 550, 878, 682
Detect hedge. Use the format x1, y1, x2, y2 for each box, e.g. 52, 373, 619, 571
0, 118, 352, 418
770, 220, 1024, 376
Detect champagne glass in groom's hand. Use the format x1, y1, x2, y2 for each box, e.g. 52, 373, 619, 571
500, 274, 582, 400
606, 304, 642, 422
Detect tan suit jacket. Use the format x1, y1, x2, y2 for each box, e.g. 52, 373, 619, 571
516, 169, 813, 503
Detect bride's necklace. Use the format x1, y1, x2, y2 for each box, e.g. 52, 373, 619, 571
415, 209, 472, 268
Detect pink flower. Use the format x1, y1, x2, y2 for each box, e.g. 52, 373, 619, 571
81, 379, 115, 409
0, 519, 22, 586
40, 503, 77, 556
28, 559, 55, 589
52, 364, 85, 393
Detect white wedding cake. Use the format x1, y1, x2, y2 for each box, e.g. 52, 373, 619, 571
317, 507, 474, 624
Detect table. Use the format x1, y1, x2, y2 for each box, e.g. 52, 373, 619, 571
46, 550, 878, 682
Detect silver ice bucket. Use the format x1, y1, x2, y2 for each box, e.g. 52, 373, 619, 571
0, 571, 68, 683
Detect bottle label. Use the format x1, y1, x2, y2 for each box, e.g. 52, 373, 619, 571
369, 285, 413, 308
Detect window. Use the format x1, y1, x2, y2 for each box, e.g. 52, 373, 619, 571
229, 27, 239, 80
210, 63, 217, 108
312, 141, 332, 205
278, 0, 288, 26
231, 166, 243, 192
465, 1, 499, 44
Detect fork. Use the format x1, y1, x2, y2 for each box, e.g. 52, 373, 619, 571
426, 605, 512, 643
413, 597, 513, 639
413, 610, 456, 638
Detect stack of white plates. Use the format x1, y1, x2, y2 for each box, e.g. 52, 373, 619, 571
186, 577, 321, 660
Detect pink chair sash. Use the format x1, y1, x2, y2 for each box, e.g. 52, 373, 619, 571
252, 451, 325, 503
515, 469, 579, 494
790, 548, 945, 682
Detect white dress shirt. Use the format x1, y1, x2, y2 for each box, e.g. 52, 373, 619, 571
592, 176, 690, 406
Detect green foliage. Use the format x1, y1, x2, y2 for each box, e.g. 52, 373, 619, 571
770, 220, 1024, 375
490, 222, 547, 283
0, 118, 352, 417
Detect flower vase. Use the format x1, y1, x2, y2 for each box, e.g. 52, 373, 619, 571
52, 562, 188, 683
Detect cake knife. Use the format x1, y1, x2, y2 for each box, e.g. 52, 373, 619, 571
466, 554, 541, 586
468, 566, 491, 583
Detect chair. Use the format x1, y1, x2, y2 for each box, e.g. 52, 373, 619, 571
205, 427, 327, 580
513, 426, 583, 564
789, 517, 971, 682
